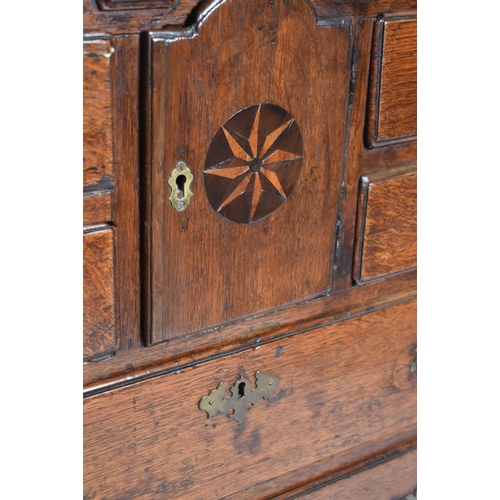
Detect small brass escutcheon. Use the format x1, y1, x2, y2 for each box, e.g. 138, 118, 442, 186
199, 370, 280, 423
168, 161, 193, 211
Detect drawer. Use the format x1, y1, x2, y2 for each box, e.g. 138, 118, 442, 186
366, 16, 417, 147
83, 37, 114, 191
83, 228, 117, 360
299, 449, 416, 499
353, 167, 416, 283
84, 300, 416, 499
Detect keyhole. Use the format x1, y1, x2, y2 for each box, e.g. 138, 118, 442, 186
176, 175, 186, 199
238, 382, 245, 398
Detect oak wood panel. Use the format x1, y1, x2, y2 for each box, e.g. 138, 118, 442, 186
353, 166, 416, 282
362, 140, 417, 175
83, 228, 117, 360
83, 38, 114, 191
97, 0, 176, 10
312, 0, 416, 18
83, 191, 112, 227
83, 0, 417, 35
144, 0, 352, 345
298, 449, 416, 499
84, 300, 416, 499
112, 36, 142, 351
265, 437, 416, 500
332, 17, 373, 291
84, 271, 416, 392
366, 17, 417, 147
83, 0, 201, 34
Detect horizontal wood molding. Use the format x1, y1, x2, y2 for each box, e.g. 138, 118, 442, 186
97, 0, 176, 10
298, 449, 416, 499
366, 15, 417, 147
84, 301, 416, 499
353, 165, 417, 283
84, 0, 418, 35
83, 191, 113, 227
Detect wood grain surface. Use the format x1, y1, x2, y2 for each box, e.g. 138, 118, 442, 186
83, 0, 201, 34
144, 0, 352, 345
83, 191, 112, 227
84, 0, 418, 35
84, 300, 416, 499
353, 166, 417, 282
97, 0, 176, 10
366, 17, 417, 147
298, 449, 416, 499
111, 36, 142, 351
83, 38, 114, 191
84, 271, 416, 392
84, 228, 117, 360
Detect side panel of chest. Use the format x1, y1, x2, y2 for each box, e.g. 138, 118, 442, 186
144, 0, 353, 345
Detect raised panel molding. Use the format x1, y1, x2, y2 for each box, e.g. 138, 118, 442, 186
143, 0, 353, 345
366, 16, 417, 147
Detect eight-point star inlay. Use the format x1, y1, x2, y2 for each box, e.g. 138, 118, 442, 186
204, 103, 304, 223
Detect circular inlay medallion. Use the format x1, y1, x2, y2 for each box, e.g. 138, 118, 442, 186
204, 103, 304, 224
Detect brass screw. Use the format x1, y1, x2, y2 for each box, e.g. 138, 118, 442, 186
177, 161, 186, 172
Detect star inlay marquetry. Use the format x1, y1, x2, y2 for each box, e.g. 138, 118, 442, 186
204, 103, 304, 223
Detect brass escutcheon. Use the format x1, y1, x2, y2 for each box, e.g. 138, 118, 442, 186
168, 161, 193, 211
199, 370, 280, 423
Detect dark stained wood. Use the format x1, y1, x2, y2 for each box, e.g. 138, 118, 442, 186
83, 191, 113, 227
84, 0, 418, 36
144, 0, 352, 345
332, 17, 373, 291
311, 0, 416, 18
83, 37, 114, 191
84, 300, 416, 499
299, 449, 416, 499
97, 0, 176, 10
83, 0, 201, 35
84, 228, 117, 360
366, 16, 417, 147
112, 36, 142, 351
353, 166, 416, 282
84, 268, 415, 396
204, 103, 304, 224
362, 139, 417, 174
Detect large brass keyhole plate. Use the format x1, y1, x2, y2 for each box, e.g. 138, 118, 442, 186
203, 103, 304, 224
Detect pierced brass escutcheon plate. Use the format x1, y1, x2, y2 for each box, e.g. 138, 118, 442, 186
199, 370, 280, 423
168, 161, 193, 211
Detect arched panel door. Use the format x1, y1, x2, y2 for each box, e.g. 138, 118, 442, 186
143, 0, 353, 345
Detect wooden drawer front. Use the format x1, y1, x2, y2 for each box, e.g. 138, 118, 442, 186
354, 168, 416, 283
84, 300, 416, 499
300, 449, 416, 499
83, 228, 117, 360
83, 38, 114, 191
366, 17, 417, 147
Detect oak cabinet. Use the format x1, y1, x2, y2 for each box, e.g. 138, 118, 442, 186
83, 1, 417, 498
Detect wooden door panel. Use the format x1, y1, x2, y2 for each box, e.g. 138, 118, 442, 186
144, 0, 353, 345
